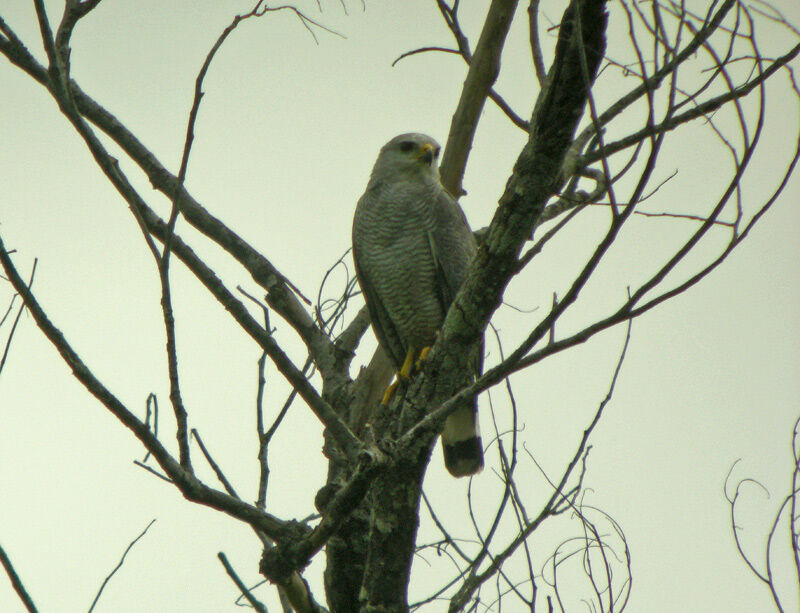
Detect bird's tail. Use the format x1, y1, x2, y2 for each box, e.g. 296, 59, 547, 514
441, 402, 483, 477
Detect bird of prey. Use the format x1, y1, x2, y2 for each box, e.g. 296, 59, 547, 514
352, 133, 483, 477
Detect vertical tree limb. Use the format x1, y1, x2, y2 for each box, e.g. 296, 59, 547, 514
440, 0, 520, 196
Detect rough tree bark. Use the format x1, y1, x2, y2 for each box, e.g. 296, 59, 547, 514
1, 0, 797, 611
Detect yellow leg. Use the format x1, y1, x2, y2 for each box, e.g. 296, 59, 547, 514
385, 345, 431, 405
414, 346, 432, 372
381, 379, 399, 406
399, 347, 415, 380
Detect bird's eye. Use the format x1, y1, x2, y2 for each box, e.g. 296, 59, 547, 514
433, 147, 441, 159
398, 141, 415, 153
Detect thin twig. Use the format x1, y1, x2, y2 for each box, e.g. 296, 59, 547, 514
0, 294, 18, 328
192, 429, 239, 498
133, 460, 173, 483
633, 210, 735, 226
88, 519, 156, 613
392, 45, 460, 66
218, 552, 268, 613
141, 393, 159, 463
0, 258, 35, 376
528, 0, 548, 85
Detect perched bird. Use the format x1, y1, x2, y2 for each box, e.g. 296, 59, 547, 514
352, 133, 483, 477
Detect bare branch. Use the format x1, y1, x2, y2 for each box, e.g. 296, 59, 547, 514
218, 552, 268, 613
336, 304, 370, 357
581, 43, 800, 166
159, 267, 191, 469
765, 495, 792, 612
31, 0, 57, 75
0, 16, 363, 462
258, 356, 312, 509
0, 294, 17, 328
144, 221, 361, 457
52, 0, 104, 70
0, 542, 38, 613
259, 2, 346, 44
0, 13, 338, 379
750, 0, 800, 37
449, 316, 632, 611
528, 0, 548, 85
440, 0, 520, 196
141, 393, 159, 464
133, 460, 173, 483
434, 0, 530, 131
728, 414, 800, 611
0, 238, 303, 541
633, 210, 736, 227
571, 0, 738, 157
0, 259, 35, 377
255, 351, 270, 509
88, 519, 156, 613
149, 0, 263, 477
192, 429, 239, 498
392, 45, 461, 66
431, 61, 799, 422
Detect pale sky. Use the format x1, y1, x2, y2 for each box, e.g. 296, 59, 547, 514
1, 1, 799, 611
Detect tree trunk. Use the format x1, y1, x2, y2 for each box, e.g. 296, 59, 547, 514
358, 442, 433, 612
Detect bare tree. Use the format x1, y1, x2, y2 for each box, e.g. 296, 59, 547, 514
1, 0, 798, 611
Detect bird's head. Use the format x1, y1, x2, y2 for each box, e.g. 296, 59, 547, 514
370, 133, 442, 184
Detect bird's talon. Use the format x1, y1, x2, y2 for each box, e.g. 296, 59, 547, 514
381, 380, 399, 406
398, 347, 415, 380
414, 346, 432, 372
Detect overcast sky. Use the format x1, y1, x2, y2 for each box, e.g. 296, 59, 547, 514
1, 1, 799, 611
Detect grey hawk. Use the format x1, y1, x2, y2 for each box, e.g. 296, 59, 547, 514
352, 133, 483, 477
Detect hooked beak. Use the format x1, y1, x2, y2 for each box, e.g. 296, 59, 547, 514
419, 142, 436, 165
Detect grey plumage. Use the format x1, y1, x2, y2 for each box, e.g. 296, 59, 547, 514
352, 133, 483, 477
